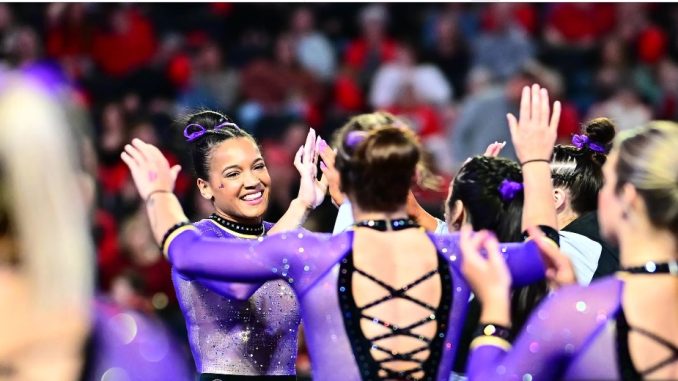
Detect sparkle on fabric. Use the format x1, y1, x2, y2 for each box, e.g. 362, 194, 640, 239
576, 301, 587, 312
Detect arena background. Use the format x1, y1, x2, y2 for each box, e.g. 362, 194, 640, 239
2, 3, 677, 378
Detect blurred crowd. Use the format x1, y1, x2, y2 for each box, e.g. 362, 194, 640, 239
1, 3, 677, 378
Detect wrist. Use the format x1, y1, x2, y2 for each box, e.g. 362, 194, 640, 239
479, 294, 511, 327
519, 158, 551, 167
291, 197, 313, 212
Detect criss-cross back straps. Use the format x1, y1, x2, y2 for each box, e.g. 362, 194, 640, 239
629, 325, 678, 376
352, 266, 441, 377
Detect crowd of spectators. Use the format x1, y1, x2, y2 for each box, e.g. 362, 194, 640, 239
2, 3, 677, 377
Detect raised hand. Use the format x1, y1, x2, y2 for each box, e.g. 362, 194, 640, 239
318, 140, 344, 207
507, 84, 561, 164
294, 128, 328, 209
121, 138, 181, 201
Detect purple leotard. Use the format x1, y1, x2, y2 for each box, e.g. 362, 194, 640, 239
165, 226, 545, 380
171, 219, 300, 376
467, 276, 630, 380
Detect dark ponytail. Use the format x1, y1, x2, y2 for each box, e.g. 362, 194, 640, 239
551, 117, 616, 214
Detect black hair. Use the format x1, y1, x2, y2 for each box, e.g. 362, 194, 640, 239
181, 110, 255, 180
551, 117, 616, 215
448, 156, 524, 242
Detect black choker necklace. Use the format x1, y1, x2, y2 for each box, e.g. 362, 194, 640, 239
354, 218, 419, 232
621, 260, 678, 275
209, 213, 265, 236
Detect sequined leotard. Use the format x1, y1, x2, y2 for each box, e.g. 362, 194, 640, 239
172, 218, 300, 377
467, 276, 678, 380
165, 226, 545, 381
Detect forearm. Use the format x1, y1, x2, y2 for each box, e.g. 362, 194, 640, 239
521, 162, 557, 231
270, 198, 311, 234
145, 192, 190, 245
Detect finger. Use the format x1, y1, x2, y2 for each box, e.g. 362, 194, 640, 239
485, 235, 510, 275
318, 172, 329, 190
318, 138, 335, 162
125, 143, 146, 166
303, 128, 316, 165
518, 86, 530, 126
483, 142, 497, 156
313, 135, 321, 166
293, 146, 304, 172
144, 141, 170, 168
507, 113, 518, 139
170, 164, 182, 182
540, 88, 550, 130
549, 100, 562, 134
121, 151, 139, 169
531, 83, 540, 127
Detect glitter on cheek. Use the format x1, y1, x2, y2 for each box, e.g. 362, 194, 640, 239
219, 183, 225, 189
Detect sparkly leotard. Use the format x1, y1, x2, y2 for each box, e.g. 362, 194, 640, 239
172, 218, 300, 376
165, 226, 545, 380
467, 276, 678, 380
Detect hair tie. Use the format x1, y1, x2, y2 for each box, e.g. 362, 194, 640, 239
572, 134, 606, 153
184, 123, 207, 142
183, 121, 241, 142
498, 179, 523, 202
345, 131, 368, 148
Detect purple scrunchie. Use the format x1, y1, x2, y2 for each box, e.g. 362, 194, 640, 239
345, 131, 368, 148
572, 134, 606, 153
183, 121, 240, 142
498, 179, 524, 202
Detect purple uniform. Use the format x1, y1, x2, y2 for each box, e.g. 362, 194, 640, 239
165, 226, 545, 381
172, 219, 300, 376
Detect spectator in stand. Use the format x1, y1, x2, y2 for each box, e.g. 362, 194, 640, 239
471, 3, 535, 81
343, 4, 398, 88
421, 11, 471, 98
4, 26, 42, 69
239, 33, 323, 138
447, 68, 536, 169
178, 39, 240, 112
587, 84, 652, 132
544, 3, 616, 49
369, 42, 451, 110
92, 5, 157, 78
45, 4, 94, 81
655, 59, 678, 120
289, 6, 337, 82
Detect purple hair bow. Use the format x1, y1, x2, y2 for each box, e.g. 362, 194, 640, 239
183, 122, 240, 142
345, 131, 368, 148
498, 179, 524, 202
572, 134, 606, 153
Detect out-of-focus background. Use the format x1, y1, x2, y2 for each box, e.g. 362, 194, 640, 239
2, 3, 677, 378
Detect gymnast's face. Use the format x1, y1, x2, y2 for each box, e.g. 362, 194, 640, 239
198, 137, 271, 224
597, 151, 622, 245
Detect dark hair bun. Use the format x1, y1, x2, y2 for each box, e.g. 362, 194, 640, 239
583, 117, 616, 147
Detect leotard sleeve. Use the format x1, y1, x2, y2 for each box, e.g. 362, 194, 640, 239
164, 225, 350, 294
466, 278, 623, 380
436, 233, 546, 287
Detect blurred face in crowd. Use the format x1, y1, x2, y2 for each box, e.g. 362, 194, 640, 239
198, 137, 271, 224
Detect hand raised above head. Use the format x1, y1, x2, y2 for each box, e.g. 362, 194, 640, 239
507, 84, 561, 164
120, 138, 181, 201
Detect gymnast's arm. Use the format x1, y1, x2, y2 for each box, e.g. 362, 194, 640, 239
443, 236, 546, 288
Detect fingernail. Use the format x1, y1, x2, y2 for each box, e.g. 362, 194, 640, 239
320, 162, 327, 170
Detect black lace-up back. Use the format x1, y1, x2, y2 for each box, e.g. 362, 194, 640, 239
338, 249, 453, 380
